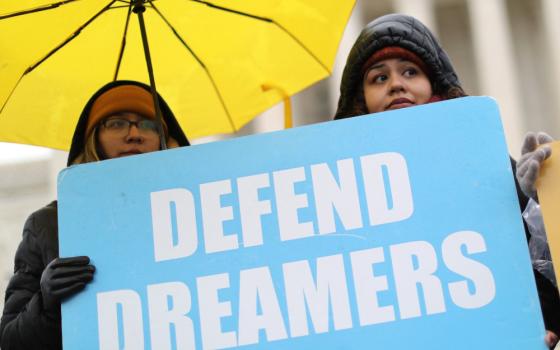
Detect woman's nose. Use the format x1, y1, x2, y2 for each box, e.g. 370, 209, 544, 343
389, 76, 405, 93
126, 124, 143, 141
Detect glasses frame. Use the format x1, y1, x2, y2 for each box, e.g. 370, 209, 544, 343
99, 116, 159, 137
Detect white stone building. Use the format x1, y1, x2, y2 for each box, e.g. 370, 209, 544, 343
1, 0, 559, 314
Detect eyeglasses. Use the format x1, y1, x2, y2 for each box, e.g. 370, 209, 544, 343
100, 117, 159, 137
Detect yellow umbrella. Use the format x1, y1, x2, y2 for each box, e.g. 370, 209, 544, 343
0, 0, 355, 150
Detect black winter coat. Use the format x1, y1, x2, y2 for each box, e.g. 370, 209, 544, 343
0, 80, 190, 350
0, 202, 61, 349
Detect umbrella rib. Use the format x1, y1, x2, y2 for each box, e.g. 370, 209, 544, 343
0, 0, 81, 20
1, 1, 116, 115
271, 22, 330, 74
188, 0, 330, 74
148, 3, 204, 68
0, 76, 24, 114
149, 1, 236, 132
113, 2, 134, 80
23, 1, 117, 76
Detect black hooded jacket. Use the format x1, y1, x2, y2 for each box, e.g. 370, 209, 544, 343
335, 13, 463, 119
334, 14, 560, 335
0, 81, 190, 350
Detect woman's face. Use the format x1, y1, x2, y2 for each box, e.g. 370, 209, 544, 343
362, 58, 432, 113
97, 112, 161, 159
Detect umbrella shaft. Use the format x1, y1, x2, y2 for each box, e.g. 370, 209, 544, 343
133, 0, 167, 150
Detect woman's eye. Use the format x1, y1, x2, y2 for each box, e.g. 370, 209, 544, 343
106, 120, 128, 129
403, 68, 418, 77
372, 74, 388, 83
139, 120, 158, 132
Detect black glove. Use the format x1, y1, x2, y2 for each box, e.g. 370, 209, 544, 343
40, 256, 95, 312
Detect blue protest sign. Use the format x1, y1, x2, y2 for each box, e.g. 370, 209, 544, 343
58, 96, 546, 349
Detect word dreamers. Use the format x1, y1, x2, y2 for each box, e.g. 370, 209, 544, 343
97, 231, 495, 349
150, 152, 414, 261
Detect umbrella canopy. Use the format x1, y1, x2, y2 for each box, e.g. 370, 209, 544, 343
0, 0, 355, 150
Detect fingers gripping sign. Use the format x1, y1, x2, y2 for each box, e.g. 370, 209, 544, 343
517, 132, 554, 199
40, 256, 96, 312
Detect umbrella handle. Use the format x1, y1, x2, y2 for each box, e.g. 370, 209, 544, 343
262, 84, 293, 129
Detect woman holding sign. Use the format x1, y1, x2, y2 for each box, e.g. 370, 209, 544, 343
0, 80, 190, 350
334, 13, 560, 348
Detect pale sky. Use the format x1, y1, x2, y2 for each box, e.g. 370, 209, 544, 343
0, 142, 51, 164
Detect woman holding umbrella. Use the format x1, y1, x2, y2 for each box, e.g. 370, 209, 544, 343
0, 80, 190, 350
334, 13, 559, 348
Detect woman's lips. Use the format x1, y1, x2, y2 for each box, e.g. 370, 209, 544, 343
386, 98, 414, 110
119, 150, 142, 157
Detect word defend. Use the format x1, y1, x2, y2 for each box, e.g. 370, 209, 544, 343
150, 152, 413, 259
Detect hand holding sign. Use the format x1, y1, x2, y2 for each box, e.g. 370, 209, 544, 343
40, 256, 95, 312
517, 132, 554, 199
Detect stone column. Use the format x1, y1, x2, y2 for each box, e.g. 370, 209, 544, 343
540, 0, 560, 133
249, 102, 285, 134
327, 1, 365, 115
467, 0, 524, 156
393, 0, 436, 34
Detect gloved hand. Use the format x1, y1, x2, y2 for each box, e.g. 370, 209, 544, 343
545, 330, 559, 349
516, 132, 554, 199
40, 256, 95, 312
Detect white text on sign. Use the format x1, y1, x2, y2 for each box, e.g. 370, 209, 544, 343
96, 152, 495, 349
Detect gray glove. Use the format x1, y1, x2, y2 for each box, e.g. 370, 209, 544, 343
516, 132, 554, 199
